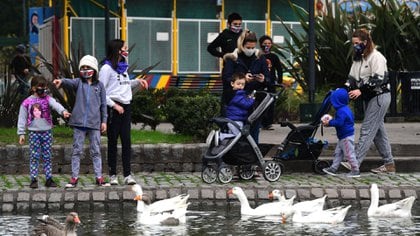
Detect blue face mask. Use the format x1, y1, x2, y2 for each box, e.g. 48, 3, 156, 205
353, 43, 366, 61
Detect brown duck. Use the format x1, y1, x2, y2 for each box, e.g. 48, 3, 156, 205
32, 212, 81, 236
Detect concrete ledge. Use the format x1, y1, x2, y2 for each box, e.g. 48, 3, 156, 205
1, 143, 420, 174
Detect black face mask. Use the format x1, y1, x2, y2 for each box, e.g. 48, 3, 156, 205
353, 43, 366, 61
36, 88, 47, 96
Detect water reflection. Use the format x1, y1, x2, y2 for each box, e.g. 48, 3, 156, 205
0, 204, 419, 235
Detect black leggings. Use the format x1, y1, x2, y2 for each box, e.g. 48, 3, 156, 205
107, 103, 132, 177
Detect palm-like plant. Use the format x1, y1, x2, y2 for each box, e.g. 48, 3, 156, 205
0, 70, 21, 127
276, 0, 420, 91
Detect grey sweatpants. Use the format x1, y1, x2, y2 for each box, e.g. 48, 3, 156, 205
71, 127, 103, 178
331, 135, 358, 172
356, 92, 394, 166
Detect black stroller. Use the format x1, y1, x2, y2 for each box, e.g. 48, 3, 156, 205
202, 89, 284, 184
273, 90, 332, 174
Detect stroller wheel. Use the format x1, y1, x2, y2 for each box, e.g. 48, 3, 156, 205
263, 161, 282, 182
202, 166, 217, 183
313, 160, 330, 175
239, 165, 254, 180
218, 166, 233, 184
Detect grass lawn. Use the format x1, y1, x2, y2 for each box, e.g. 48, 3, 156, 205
1, 125, 194, 145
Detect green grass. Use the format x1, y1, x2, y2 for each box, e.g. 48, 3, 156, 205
0, 126, 194, 145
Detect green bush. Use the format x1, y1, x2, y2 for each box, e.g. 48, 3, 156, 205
165, 93, 220, 140
274, 88, 305, 122
274, 86, 337, 122
131, 88, 166, 130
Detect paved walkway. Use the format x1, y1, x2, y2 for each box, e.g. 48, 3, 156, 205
1, 172, 419, 191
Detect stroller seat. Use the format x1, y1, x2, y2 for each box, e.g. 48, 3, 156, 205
201, 89, 285, 184
274, 90, 333, 174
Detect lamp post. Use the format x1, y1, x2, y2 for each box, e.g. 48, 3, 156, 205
104, 0, 110, 55
308, 0, 315, 103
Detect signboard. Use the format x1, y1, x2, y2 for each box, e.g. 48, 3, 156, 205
411, 78, 420, 90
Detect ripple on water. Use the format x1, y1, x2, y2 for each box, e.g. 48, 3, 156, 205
0, 204, 419, 235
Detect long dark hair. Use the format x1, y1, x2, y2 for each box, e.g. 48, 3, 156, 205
106, 39, 125, 69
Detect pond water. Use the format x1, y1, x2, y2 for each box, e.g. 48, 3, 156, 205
1, 203, 419, 235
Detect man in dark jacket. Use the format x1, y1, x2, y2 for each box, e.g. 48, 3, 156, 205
207, 12, 243, 59
10, 44, 32, 95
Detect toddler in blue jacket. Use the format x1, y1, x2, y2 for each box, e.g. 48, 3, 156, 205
322, 88, 360, 177
219, 72, 255, 141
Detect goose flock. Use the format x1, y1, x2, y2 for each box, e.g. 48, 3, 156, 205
227, 184, 416, 224
32, 183, 416, 235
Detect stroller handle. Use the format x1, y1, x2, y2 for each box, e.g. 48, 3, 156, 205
254, 84, 285, 98
280, 120, 297, 130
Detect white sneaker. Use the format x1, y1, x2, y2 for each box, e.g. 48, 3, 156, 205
124, 175, 137, 185
109, 175, 119, 185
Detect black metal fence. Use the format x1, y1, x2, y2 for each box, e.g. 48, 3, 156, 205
389, 71, 420, 117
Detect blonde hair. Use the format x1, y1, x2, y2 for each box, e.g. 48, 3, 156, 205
237, 30, 257, 53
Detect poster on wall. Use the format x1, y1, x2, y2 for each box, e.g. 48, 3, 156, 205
29, 7, 43, 64
29, 7, 53, 64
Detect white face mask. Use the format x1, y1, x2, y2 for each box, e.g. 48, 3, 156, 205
243, 48, 255, 57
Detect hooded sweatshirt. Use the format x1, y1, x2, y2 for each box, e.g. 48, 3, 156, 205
60, 78, 107, 130
328, 88, 355, 140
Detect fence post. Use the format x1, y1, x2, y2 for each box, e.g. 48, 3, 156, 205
388, 71, 398, 116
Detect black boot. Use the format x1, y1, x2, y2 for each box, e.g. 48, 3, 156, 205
45, 178, 57, 187
30, 179, 38, 189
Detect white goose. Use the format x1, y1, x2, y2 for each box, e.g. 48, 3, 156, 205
368, 183, 416, 218
228, 187, 293, 216
136, 194, 190, 225
268, 189, 295, 205
292, 205, 351, 224
270, 189, 326, 213
132, 184, 190, 214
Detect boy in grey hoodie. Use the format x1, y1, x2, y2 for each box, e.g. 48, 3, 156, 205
53, 55, 108, 187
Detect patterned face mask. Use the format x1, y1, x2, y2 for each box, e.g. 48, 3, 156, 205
80, 69, 95, 79
120, 50, 129, 59
230, 25, 242, 33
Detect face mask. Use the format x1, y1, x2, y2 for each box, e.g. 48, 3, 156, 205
263, 45, 270, 54
35, 88, 47, 96
80, 69, 95, 79
353, 43, 366, 61
243, 48, 256, 57
230, 25, 242, 33
120, 50, 129, 59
